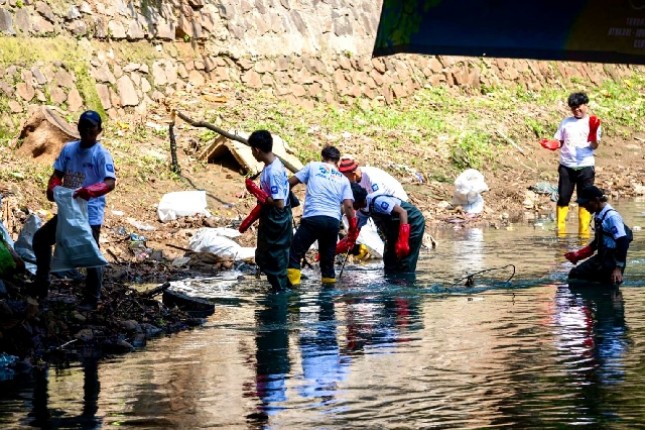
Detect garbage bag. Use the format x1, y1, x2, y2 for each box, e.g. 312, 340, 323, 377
51, 187, 108, 272
452, 169, 488, 214
157, 190, 211, 222
14, 213, 41, 275
189, 228, 255, 261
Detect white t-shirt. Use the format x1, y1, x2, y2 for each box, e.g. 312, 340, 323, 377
260, 158, 289, 204
554, 116, 601, 168
595, 204, 627, 249
359, 166, 408, 201
295, 161, 353, 220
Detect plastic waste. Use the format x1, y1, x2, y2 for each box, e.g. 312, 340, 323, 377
129, 233, 150, 261
14, 213, 41, 275
157, 190, 211, 222
342, 215, 384, 259
452, 169, 489, 214
50, 187, 108, 272
189, 228, 255, 261
127, 217, 156, 231
0, 352, 18, 381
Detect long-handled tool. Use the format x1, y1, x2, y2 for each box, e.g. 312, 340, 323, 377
338, 249, 351, 279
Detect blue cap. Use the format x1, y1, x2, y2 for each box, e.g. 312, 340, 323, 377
79, 110, 102, 127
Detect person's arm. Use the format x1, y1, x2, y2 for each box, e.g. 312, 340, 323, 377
392, 204, 411, 259
610, 236, 629, 284
74, 178, 115, 200
391, 205, 408, 225
46, 170, 65, 202
288, 176, 301, 188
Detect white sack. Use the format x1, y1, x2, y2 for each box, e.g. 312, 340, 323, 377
157, 190, 211, 222
189, 228, 255, 261
452, 169, 488, 214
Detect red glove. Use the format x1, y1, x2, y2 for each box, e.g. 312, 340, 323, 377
73, 182, 112, 200
347, 216, 360, 242
46, 175, 63, 202
564, 245, 594, 265
245, 178, 268, 205
239, 204, 262, 233
588, 115, 600, 143
335, 237, 353, 254
395, 223, 411, 259
539, 138, 560, 151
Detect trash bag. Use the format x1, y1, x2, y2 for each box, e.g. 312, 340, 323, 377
452, 169, 489, 214
51, 187, 108, 272
157, 190, 211, 222
14, 213, 41, 275
189, 227, 255, 261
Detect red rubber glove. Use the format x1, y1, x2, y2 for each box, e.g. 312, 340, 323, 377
245, 178, 268, 205
395, 223, 411, 259
588, 115, 600, 143
564, 245, 594, 265
335, 237, 353, 255
539, 138, 560, 151
239, 204, 262, 233
46, 175, 63, 202
73, 182, 112, 200
347, 216, 360, 242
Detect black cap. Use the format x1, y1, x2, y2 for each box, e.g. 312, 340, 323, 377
79, 110, 102, 127
576, 186, 604, 204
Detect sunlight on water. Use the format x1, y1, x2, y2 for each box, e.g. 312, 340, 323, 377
0, 201, 643, 429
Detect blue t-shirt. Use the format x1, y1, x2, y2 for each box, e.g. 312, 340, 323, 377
595, 204, 627, 249
53, 140, 116, 225
260, 158, 289, 204
295, 161, 353, 220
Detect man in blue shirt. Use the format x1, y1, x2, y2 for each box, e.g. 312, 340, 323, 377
32, 110, 116, 309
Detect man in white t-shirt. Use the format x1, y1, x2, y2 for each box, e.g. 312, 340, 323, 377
541, 92, 601, 236
338, 156, 408, 201
287, 146, 358, 286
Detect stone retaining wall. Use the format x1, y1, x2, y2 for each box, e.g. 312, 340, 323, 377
0, 0, 640, 121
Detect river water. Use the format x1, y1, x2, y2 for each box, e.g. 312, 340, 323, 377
1, 201, 644, 429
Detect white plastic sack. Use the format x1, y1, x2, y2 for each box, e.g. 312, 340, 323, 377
452, 169, 489, 214
342, 215, 384, 259
189, 228, 255, 261
157, 190, 211, 222
14, 214, 41, 275
51, 187, 108, 272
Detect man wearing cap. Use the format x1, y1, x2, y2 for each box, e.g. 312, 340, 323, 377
32, 110, 116, 309
540, 92, 601, 236
565, 186, 632, 286
287, 146, 358, 286
338, 156, 408, 201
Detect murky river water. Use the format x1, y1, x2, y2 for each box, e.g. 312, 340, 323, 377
1, 201, 644, 429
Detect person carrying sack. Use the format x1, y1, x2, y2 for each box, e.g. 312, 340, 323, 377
239, 130, 293, 291
31, 111, 116, 309
565, 186, 632, 286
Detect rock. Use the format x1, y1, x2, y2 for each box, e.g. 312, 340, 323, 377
8, 100, 21, 113
16, 82, 34, 101
127, 19, 145, 40
188, 70, 205, 87
67, 88, 83, 112
108, 20, 127, 39
67, 6, 81, 21
35, 1, 56, 23
0, 8, 15, 35
53, 69, 75, 89
75, 328, 94, 342
121, 320, 140, 332
14, 8, 29, 34
31, 67, 47, 85
15, 106, 79, 163
152, 61, 167, 86
50, 87, 67, 104
116, 75, 139, 106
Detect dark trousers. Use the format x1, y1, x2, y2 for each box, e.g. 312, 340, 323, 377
33, 215, 103, 302
569, 252, 625, 286
288, 216, 339, 280
557, 164, 594, 207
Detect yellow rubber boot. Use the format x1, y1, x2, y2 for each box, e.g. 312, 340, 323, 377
354, 244, 369, 261
556, 206, 569, 232
321, 277, 336, 285
578, 207, 592, 237
287, 268, 301, 287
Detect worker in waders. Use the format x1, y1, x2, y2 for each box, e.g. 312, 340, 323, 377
540, 92, 601, 236
287, 146, 358, 287
338, 183, 425, 280
565, 186, 632, 286
239, 130, 293, 291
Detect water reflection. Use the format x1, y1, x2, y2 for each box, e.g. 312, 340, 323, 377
29, 355, 102, 429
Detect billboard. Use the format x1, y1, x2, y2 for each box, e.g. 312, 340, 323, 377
373, 0, 645, 64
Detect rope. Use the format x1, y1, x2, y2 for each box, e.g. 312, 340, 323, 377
448, 264, 516, 288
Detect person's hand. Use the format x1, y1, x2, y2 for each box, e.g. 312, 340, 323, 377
611, 267, 623, 285
539, 138, 560, 151
245, 178, 268, 205
347, 216, 360, 243
73, 182, 111, 200
46, 175, 62, 202
588, 115, 601, 143
564, 245, 593, 265
395, 223, 411, 259
335, 237, 353, 255
239, 204, 262, 233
